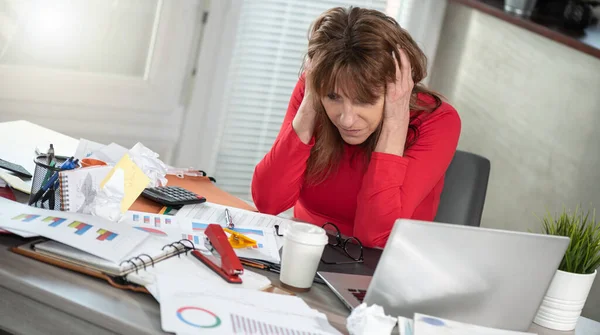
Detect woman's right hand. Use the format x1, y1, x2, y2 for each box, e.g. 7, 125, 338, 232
292, 57, 317, 144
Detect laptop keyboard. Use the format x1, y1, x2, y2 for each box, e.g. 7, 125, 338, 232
348, 288, 367, 302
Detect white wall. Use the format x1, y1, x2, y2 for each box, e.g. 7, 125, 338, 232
0, 0, 206, 164
429, 2, 600, 320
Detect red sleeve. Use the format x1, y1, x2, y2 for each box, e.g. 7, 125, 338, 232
251, 75, 314, 214
353, 105, 461, 247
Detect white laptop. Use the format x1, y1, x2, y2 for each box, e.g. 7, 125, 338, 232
317, 219, 569, 331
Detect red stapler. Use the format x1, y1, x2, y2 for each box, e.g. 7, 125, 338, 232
191, 224, 244, 284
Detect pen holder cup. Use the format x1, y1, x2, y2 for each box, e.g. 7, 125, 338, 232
28, 155, 72, 210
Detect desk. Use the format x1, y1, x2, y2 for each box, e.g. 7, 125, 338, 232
0, 121, 599, 334
1, 234, 599, 335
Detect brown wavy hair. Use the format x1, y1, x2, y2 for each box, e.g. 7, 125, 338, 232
303, 6, 443, 185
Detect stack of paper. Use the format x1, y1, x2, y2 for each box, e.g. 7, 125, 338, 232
126, 254, 273, 302
176, 201, 295, 254
0, 197, 150, 262
157, 274, 342, 335
398, 314, 537, 335
120, 208, 281, 263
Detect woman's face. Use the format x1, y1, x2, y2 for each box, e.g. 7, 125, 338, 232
321, 91, 384, 145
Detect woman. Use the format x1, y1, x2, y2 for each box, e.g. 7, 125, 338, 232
251, 7, 461, 248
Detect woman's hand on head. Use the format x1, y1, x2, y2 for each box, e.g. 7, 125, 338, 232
383, 48, 413, 130
375, 48, 413, 156
292, 57, 317, 145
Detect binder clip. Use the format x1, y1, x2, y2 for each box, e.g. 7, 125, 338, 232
191, 224, 244, 284
223, 228, 257, 249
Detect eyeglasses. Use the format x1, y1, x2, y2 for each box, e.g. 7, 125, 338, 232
320, 222, 364, 265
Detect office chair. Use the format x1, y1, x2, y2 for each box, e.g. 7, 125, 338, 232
434, 150, 491, 227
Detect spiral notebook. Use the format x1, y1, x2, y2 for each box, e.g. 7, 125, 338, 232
58, 166, 113, 212
12, 237, 273, 295
21, 236, 194, 277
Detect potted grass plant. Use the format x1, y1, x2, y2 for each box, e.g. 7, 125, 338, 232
533, 206, 600, 331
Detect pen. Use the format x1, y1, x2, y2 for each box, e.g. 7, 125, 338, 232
29, 157, 78, 205
47, 144, 54, 165
225, 208, 234, 229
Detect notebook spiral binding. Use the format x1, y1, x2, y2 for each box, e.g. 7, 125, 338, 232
119, 239, 196, 274
59, 173, 69, 211
162, 239, 196, 258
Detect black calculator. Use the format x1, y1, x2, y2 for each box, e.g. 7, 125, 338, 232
0, 158, 32, 179
141, 186, 207, 207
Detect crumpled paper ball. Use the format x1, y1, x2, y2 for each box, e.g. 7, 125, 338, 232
346, 303, 397, 335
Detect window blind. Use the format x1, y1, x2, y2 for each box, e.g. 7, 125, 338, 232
213, 0, 388, 200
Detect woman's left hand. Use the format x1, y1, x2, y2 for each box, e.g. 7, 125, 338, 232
375, 47, 413, 156
382, 47, 413, 131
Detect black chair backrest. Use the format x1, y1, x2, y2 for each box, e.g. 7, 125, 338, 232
434, 150, 491, 227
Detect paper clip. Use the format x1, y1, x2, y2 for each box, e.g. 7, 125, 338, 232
223, 228, 257, 249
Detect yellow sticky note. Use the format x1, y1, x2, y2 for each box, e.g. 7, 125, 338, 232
100, 153, 150, 213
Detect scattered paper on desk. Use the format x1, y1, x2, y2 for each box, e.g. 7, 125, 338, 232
88, 142, 128, 165
398, 315, 414, 335
189, 222, 280, 263
100, 153, 150, 214
128, 142, 168, 187
59, 166, 113, 213
73, 138, 106, 160
413, 314, 536, 335
157, 276, 341, 335
1, 227, 39, 238
119, 211, 192, 241
0, 171, 31, 194
0, 197, 149, 262
126, 254, 272, 301
177, 202, 294, 249
347, 303, 397, 335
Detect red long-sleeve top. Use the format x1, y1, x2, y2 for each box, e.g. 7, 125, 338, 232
251, 75, 461, 248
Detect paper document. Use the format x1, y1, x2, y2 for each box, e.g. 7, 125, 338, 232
157, 276, 341, 335
126, 254, 272, 301
59, 166, 113, 213
0, 198, 149, 262
119, 211, 192, 241
121, 209, 279, 262
177, 202, 295, 249
187, 222, 280, 263
73, 138, 105, 160
100, 153, 150, 213
88, 143, 128, 165
0, 171, 32, 194
413, 314, 536, 335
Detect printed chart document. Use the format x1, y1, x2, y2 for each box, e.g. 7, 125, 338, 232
121, 209, 279, 262
157, 275, 341, 335
119, 210, 192, 241
177, 202, 295, 249
0, 198, 149, 262
185, 222, 280, 263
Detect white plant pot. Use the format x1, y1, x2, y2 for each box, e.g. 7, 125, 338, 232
533, 269, 597, 331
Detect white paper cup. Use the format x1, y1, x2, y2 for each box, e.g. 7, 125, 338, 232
279, 222, 328, 292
